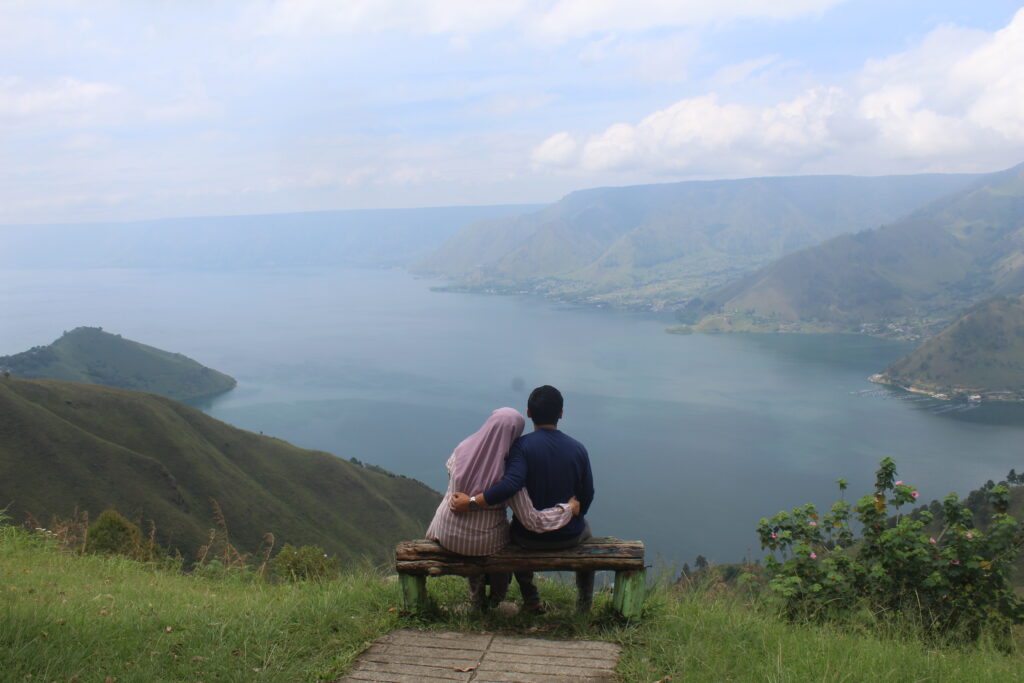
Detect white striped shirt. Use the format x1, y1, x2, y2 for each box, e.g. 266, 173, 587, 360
425, 453, 574, 556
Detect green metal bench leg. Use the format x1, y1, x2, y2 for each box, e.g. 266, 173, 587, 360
612, 568, 645, 618
399, 573, 429, 612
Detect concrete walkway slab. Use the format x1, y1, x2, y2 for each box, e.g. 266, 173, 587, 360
340, 629, 621, 682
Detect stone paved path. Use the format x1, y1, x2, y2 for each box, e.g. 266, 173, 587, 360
339, 629, 621, 682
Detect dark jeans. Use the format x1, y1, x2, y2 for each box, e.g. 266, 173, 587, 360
467, 573, 511, 610
510, 520, 594, 611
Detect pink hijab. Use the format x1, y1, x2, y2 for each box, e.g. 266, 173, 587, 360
453, 407, 525, 494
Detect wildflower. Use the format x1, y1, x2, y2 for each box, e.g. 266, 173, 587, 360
810, 552, 817, 559
929, 537, 936, 544
951, 559, 960, 565
770, 532, 777, 539
966, 532, 973, 539
895, 480, 903, 486
809, 521, 817, 526
911, 491, 919, 499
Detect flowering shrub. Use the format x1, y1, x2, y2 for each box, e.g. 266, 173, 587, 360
756, 458, 1024, 639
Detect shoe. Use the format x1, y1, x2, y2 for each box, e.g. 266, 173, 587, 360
522, 601, 546, 615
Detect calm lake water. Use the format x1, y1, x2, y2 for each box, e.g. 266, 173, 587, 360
4, 266, 1024, 567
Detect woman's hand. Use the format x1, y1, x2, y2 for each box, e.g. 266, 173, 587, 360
450, 492, 470, 513
568, 496, 581, 516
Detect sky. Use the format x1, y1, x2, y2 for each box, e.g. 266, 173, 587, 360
2, 1, 1023, 224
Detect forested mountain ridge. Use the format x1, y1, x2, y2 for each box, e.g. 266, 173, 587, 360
873, 295, 1024, 398
0, 376, 439, 562
689, 162, 1024, 334
413, 173, 980, 310
0, 327, 236, 401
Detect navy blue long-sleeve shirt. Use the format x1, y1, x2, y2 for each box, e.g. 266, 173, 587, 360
484, 429, 594, 542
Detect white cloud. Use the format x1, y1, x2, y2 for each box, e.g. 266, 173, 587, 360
531, 131, 579, 167
712, 55, 780, 86
254, 0, 843, 40
533, 8, 1024, 176
0, 77, 120, 118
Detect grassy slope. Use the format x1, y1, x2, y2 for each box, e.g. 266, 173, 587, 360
698, 162, 1024, 331
0, 377, 440, 564
881, 295, 1024, 394
0, 327, 236, 401
415, 173, 980, 308
2, 528, 1021, 682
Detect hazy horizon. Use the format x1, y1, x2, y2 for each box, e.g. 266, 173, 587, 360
2, 2, 1023, 225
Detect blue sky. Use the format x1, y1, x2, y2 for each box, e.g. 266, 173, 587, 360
2, 1, 1023, 224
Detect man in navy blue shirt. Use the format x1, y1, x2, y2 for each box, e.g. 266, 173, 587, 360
452, 385, 595, 611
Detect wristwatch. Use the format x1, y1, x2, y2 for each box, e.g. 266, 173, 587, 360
468, 495, 479, 511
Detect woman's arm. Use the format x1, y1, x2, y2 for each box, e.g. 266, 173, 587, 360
508, 488, 578, 533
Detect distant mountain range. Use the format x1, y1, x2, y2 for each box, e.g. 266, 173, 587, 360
688, 162, 1024, 335
0, 376, 439, 562
873, 295, 1024, 399
413, 173, 980, 309
0, 327, 235, 401
0, 204, 541, 270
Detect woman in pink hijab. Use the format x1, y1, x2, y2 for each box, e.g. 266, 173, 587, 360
426, 407, 577, 609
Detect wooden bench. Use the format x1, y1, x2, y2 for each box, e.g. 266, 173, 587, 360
395, 537, 645, 618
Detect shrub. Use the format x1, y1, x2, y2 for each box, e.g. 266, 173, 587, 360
756, 457, 1024, 640
270, 544, 338, 582
86, 509, 143, 557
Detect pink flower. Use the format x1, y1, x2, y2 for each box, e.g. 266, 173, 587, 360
911, 491, 919, 499
810, 552, 817, 559
895, 480, 903, 486
966, 532, 973, 540
929, 537, 936, 544
809, 521, 817, 527
770, 532, 778, 539
951, 559, 960, 565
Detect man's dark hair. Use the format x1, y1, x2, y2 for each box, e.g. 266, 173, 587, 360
528, 385, 563, 425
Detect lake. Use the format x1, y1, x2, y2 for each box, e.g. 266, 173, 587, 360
4, 266, 1024, 568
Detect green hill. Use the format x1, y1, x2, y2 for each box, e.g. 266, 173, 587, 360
874, 295, 1024, 398
691, 162, 1024, 334
0, 327, 236, 401
0, 376, 440, 563
414, 173, 979, 310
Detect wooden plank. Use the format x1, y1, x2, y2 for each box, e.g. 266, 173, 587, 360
477, 652, 616, 672
488, 637, 620, 657
366, 643, 481, 662
344, 671, 466, 683
482, 651, 619, 668
473, 670, 614, 683
360, 652, 481, 669
380, 629, 492, 649
349, 658, 472, 680
394, 536, 644, 576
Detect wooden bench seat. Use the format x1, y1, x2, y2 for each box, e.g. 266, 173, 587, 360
394, 537, 645, 617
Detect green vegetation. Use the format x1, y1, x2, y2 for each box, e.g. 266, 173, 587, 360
878, 295, 1024, 398
0, 327, 236, 401
695, 162, 1024, 335
757, 458, 1024, 640
2, 522, 1022, 682
0, 376, 439, 563
414, 173, 978, 310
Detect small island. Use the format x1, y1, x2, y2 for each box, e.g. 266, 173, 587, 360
0, 326, 237, 402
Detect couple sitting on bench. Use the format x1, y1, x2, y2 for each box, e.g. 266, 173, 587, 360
426, 384, 595, 612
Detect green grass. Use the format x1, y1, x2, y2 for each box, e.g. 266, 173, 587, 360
0, 376, 440, 564
4, 527, 1022, 682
